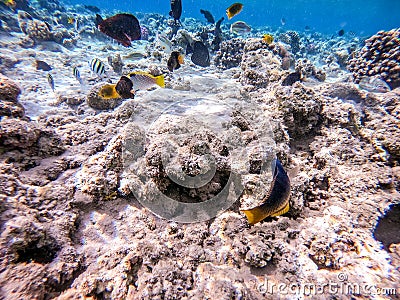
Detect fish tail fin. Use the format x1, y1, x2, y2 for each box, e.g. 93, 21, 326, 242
241, 207, 269, 225
270, 202, 290, 217
155, 75, 165, 88
178, 54, 185, 64
95, 14, 103, 27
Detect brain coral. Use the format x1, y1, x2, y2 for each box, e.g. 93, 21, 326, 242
348, 29, 400, 89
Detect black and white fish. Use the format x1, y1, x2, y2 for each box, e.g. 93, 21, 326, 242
90, 58, 106, 76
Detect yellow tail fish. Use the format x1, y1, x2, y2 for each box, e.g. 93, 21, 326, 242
241, 158, 290, 225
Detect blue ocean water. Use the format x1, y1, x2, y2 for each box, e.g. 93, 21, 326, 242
66, 0, 400, 36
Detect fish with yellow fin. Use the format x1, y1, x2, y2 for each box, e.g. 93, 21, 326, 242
98, 84, 120, 99
167, 51, 184, 72
262, 34, 274, 45
241, 159, 290, 225
127, 71, 165, 90
226, 2, 243, 19
67, 17, 75, 24
1, 0, 16, 9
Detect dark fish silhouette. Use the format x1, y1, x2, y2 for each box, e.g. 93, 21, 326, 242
186, 43, 193, 55
96, 13, 141, 47
35, 60, 52, 71
282, 71, 301, 86
84, 5, 100, 13
212, 17, 224, 51
215, 17, 224, 30
200, 9, 214, 24
169, 0, 182, 24
338, 29, 345, 36
167, 51, 184, 72
115, 75, 135, 98
191, 41, 210, 67
241, 159, 290, 225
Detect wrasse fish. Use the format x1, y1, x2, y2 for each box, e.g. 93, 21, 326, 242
358, 76, 391, 93
127, 71, 165, 90
95, 13, 141, 47
241, 159, 290, 225
226, 2, 243, 19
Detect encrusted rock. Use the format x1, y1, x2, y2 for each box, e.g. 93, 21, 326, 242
214, 38, 245, 70
0, 74, 21, 102
275, 83, 322, 139
0, 74, 25, 118
296, 58, 326, 82
240, 38, 284, 88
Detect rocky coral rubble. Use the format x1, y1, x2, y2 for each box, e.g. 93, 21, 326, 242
214, 38, 245, 70
348, 28, 400, 89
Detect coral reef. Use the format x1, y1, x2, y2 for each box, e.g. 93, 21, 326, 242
278, 30, 301, 55
348, 29, 400, 89
214, 38, 245, 70
295, 58, 326, 82
240, 38, 284, 89
0, 4, 399, 298
275, 83, 322, 139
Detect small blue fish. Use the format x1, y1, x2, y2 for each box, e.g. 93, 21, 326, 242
90, 58, 106, 76
73, 66, 83, 84
47, 73, 55, 91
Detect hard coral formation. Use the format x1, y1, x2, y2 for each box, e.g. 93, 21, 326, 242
17, 10, 76, 46
214, 38, 245, 69
240, 38, 284, 89
348, 29, 400, 89
278, 30, 301, 55
275, 83, 322, 139
296, 58, 326, 82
